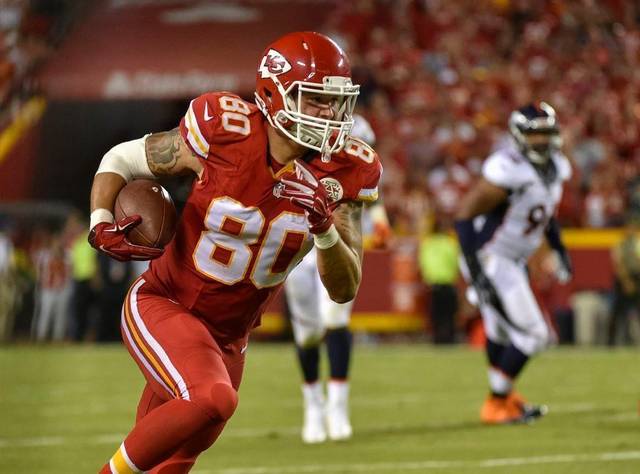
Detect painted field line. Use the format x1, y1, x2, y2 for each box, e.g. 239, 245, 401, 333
0, 436, 65, 448
197, 451, 640, 474
0, 403, 634, 449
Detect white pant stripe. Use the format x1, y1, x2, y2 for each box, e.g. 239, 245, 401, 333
129, 279, 191, 400
121, 308, 174, 398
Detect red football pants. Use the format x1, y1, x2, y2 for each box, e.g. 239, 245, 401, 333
118, 277, 247, 472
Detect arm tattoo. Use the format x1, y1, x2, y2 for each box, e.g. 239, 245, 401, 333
145, 128, 183, 176
333, 200, 363, 261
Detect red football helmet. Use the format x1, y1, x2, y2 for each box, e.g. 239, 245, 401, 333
255, 31, 359, 161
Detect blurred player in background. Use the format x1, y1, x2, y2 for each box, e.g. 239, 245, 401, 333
285, 114, 390, 443
454, 102, 572, 424
609, 215, 640, 345
88, 31, 382, 473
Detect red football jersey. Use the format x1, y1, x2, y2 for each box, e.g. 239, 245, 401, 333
143, 92, 382, 340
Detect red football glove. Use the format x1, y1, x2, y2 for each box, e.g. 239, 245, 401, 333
88, 215, 164, 261
277, 161, 334, 234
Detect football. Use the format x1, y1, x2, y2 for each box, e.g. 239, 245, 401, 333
114, 179, 177, 248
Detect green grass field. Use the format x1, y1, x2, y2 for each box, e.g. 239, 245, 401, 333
1, 343, 639, 473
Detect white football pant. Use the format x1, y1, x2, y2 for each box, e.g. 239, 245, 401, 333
462, 252, 550, 356
285, 248, 353, 347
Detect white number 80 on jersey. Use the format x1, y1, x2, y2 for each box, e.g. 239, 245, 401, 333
193, 197, 311, 288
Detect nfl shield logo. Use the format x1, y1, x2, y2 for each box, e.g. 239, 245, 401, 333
272, 182, 286, 198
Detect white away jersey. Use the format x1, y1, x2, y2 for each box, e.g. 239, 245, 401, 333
476, 144, 571, 262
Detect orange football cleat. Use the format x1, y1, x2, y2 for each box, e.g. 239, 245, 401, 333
508, 391, 548, 421
480, 395, 526, 424
507, 390, 527, 409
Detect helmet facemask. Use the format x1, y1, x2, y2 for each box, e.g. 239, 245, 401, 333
518, 132, 561, 164
509, 102, 561, 165
261, 76, 359, 162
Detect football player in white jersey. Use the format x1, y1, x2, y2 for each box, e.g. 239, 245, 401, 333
454, 102, 572, 424
285, 114, 390, 443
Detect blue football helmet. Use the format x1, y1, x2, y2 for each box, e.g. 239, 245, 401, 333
509, 102, 562, 165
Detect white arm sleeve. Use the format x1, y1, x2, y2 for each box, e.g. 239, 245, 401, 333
96, 134, 155, 182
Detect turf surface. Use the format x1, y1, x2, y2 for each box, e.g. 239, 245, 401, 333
0, 344, 638, 473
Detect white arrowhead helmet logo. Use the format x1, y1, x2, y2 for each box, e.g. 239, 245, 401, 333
258, 49, 292, 79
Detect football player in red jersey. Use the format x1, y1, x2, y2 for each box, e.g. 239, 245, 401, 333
88, 31, 382, 473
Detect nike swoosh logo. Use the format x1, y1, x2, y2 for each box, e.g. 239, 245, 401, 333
204, 103, 214, 122
99, 245, 120, 259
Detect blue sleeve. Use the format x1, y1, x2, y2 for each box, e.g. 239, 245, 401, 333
454, 218, 483, 279
545, 217, 565, 253
454, 219, 477, 257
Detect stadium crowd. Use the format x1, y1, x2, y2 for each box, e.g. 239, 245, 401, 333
2, 0, 640, 345
324, 0, 640, 233
0, 0, 77, 131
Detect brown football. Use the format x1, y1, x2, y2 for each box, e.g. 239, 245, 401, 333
114, 179, 177, 248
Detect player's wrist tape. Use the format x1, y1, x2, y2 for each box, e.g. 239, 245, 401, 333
90, 208, 114, 230
96, 134, 154, 182
313, 225, 340, 250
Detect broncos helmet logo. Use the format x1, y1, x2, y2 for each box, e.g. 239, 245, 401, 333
258, 49, 292, 79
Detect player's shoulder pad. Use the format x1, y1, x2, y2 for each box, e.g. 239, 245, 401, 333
482, 148, 529, 189
335, 137, 383, 202
180, 92, 260, 158
553, 152, 572, 182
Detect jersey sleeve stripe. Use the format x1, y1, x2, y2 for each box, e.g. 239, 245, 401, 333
357, 187, 379, 202
187, 99, 208, 147
185, 100, 209, 158
186, 130, 208, 159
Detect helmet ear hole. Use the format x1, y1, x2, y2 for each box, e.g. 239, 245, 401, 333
259, 87, 273, 109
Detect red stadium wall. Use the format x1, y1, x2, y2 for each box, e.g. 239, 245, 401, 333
257, 229, 622, 335
39, 1, 336, 100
